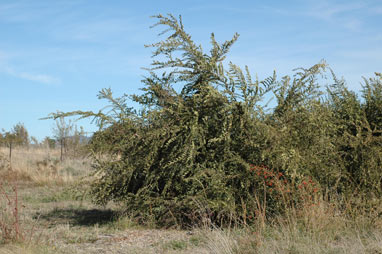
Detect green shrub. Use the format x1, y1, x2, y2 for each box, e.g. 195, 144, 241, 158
46, 14, 382, 227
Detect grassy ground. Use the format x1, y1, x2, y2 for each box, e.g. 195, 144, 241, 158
1, 147, 382, 253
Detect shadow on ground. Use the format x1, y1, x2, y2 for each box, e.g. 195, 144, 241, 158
36, 208, 120, 227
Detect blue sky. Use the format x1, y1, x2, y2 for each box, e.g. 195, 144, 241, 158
0, 0, 381, 141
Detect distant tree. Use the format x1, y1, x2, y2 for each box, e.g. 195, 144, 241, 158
42, 136, 56, 149
52, 117, 74, 161
30, 136, 39, 146
2, 132, 19, 168
66, 126, 85, 148
51, 117, 86, 160
0, 123, 29, 168
12, 122, 29, 147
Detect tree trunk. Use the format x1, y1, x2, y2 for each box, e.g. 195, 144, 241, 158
60, 138, 63, 162
9, 142, 12, 169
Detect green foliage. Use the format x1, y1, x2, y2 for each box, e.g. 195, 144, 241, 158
42, 137, 56, 149
362, 72, 382, 133
46, 14, 382, 227
12, 123, 29, 146
0, 123, 29, 147
326, 72, 382, 196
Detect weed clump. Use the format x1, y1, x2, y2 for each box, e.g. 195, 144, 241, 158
0, 181, 37, 244
46, 14, 382, 227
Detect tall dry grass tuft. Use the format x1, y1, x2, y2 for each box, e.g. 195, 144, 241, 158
0, 147, 92, 185
198, 193, 382, 254
202, 227, 238, 254
197, 168, 382, 254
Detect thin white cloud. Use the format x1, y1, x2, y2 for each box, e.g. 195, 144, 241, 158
0, 51, 7, 61
342, 18, 362, 30
374, 6, 382, 14
337, 48, 382, 60
0, 1, 82, 23
0, 2, 37, 23
0, 2, 20, 13
56, 18, 141, 42
17, 71, 59, 84
0, 47, 60, 85
307, 2, 364, 20
304, 1, 366, 31
1, 65, 60, 85
190, 1, 369, 32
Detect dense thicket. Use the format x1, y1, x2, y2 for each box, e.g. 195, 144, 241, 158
48, 15, 382, 227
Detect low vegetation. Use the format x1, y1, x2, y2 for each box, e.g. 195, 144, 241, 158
0, 147, 91, 185
0, 146, 381, 253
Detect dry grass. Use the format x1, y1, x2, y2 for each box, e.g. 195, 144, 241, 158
1, 147, 382, 253
0, 147, 91, 185
0, 244, 52, 254
198, 196, 382, 254
0, 147, 205, 253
